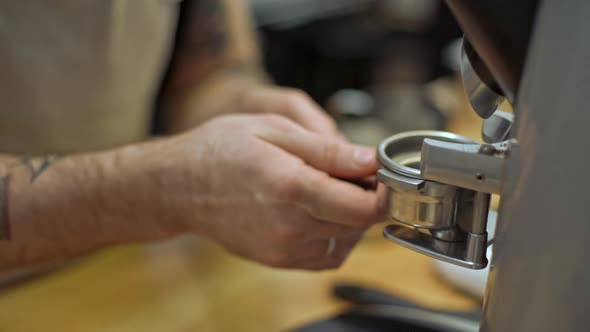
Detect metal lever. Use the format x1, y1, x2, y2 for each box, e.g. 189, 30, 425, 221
420, 139, 512, 194
460, 40, 505, 119
384, 224, 487, 269
482, 110, 513, 143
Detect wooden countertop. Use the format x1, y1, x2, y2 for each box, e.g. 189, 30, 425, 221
0, 231, 479, 332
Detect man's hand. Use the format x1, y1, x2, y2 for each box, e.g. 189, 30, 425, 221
151, 114, 380, 270
239, 87, 343, 139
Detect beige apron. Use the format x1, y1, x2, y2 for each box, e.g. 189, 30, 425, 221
0, 0, 179, 154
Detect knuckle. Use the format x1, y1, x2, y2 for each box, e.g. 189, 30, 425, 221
321, 140, 341, 173
208, 114, 240, 128
324, 115, 338, 131
284, 88, 309, 101
260, 113, 287, 126
274, 222, 303, 243
282, 89, 311, 110
260, 113, 297, 132
267, 168, 305, 202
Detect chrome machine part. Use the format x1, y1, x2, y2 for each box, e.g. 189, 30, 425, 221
460, 41, 505, 119
377, 130, 473, 178
479, 2, 590, 331
377, 131, 474, 232
377, 131, 507, 269
482, 110, 513, 143
447, 0, 539, 103
420, 139, 512, 194
377, 169, 460, 231
383, 224, 487, 269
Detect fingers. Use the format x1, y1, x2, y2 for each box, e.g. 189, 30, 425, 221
243, 87, 341, 138
256, 115, 378, 178
255, 116, 381, 228
299, 168, 381, 228
338, 175, 378, 191
261, 153, 380, 228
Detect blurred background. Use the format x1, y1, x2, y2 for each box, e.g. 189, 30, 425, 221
0, 1, 492, 331
253, 0, 464, 145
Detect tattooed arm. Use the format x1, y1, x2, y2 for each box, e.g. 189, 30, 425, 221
159, 0, 342, 138
0, 113, 381, 272
160, 0, 269, 132
0, 146, 186, 270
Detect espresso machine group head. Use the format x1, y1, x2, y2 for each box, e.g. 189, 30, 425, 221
378, 0, 590, 331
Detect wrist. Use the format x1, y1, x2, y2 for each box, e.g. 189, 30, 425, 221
0, 139, 201, 269
102, 140, 191, 241
116, 135, 213, 239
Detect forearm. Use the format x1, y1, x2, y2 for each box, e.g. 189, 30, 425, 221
160, 0, 269, 132
162, 71, 266, 132
0, 142, 182, 270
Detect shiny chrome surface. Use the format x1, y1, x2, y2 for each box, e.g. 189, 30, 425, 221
481, 1, 590, 331
460, 41, 505, 119
377, 130, 473, 178
420, 139, 512, 194
377, 131, 473, 232
482, 110, 514, 143
377, 131, 495, 270
383, 225, 487, 270
377, 169, 459, 230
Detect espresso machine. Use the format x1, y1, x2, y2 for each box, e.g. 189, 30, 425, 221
376, 0, 590, 331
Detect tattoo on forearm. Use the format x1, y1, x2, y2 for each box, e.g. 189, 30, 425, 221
177, 0, 228, 57
19, 155, 61, 183
3, 155, 61, 183
0, 155, 61, 240
0, 176, 10, 240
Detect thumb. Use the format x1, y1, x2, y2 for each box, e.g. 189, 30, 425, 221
258, 117, 378, 178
